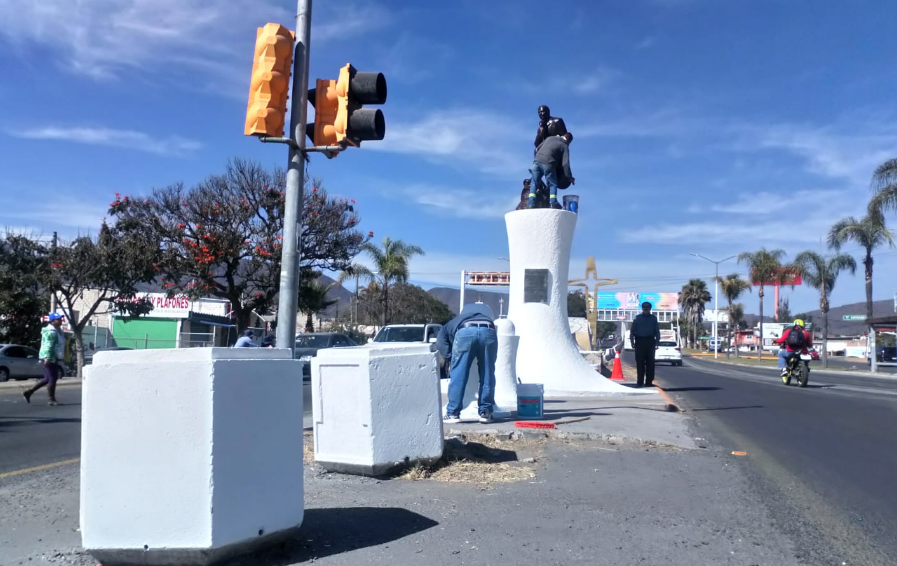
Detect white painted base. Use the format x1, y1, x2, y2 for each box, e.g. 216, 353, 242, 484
81, 348, 304, 566
505, 210, 645, 397
312, 344, 444, 475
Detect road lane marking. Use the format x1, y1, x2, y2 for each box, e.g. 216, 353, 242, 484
0, 458, 80, 480
731, 451, 748, 456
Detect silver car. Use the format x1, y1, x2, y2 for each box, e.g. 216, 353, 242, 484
0, 344, 44, 381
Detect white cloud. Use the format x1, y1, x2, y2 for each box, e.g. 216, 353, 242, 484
0, 0, 390, 84
636, 37, 656, 50
10, 126, 202, 155
370, 108, 529, 176
623, 188, 864, 248
392, 184, 520, 220
1, 196, 110, 235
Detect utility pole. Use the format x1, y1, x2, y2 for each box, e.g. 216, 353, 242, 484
691, 254, 736, 360
275, 0, 313, 354
50, 231, 58, 314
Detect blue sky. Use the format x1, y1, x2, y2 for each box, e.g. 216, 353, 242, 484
1, 0, 896, 316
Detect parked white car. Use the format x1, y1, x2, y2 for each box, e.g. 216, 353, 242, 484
655, 340, 683, 366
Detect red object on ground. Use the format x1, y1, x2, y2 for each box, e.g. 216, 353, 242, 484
610, 355, 625, 381
515, 421, 556, 429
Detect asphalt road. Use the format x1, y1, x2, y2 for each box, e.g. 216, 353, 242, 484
0, 382, 314, 479
0, 384, 82, 476
646, 353, 897, 566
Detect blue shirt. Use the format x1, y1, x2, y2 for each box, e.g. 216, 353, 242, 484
630, 313, 660, 343
235, 336, 257, 348
436, 303, 495, 360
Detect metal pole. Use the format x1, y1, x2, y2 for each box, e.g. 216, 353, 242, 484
275, 0, 313, 355
713, 263, 719, 360
50, 231, 58, 313
459, 271, 466, 311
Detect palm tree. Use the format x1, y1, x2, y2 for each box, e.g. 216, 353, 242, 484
827, 209, 894, 322
298, 279, 338, 333
714, 274, 752, 358
793, 251, 857, 368
678, 279, 711, 349
737, 248, 785, 360
337, 237, 424, 326
870, 157, 897, 211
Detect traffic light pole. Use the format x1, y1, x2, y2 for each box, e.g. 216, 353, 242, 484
275, 0, 313, 354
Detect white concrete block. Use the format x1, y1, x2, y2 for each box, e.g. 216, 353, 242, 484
505, 209, 644, 397
81, 348, 304, 565
312, 344, 444, 475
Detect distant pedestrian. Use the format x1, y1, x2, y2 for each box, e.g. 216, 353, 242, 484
261, 332, 276, 348
529, 132, 575, 209
438, 303, 498, 424
630, 302, 661, 387
23, 313, 66, 406
235, 329, 257, 348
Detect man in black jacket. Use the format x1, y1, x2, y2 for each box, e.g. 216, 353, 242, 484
534, 105, 567, 150
437, 303, 498, 424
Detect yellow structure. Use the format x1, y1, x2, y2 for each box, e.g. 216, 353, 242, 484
568, 257, 618, 350
244, 24, 295, 137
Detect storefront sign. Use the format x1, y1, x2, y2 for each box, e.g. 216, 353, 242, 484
118, 293, 191, 319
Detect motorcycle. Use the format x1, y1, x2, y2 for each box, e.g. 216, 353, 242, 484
782, 351, 811, 387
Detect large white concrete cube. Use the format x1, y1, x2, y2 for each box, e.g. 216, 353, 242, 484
81, 348, 305, 565
311, 344, 444, 475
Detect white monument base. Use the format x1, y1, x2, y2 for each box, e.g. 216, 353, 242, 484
312, 344, 444, 475
81, 348, 304, 566
506, 209, 646, 397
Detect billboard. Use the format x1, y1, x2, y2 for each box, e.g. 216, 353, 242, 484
595, 292, 679, 311
467, 271, 510, 286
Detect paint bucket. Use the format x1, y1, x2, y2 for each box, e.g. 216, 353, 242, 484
563, 195, 579, 214
517, 383, 544, 418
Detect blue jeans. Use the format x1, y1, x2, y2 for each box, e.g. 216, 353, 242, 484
530, 160, 558, 203
778, 348, 795, 370
445, 327, 498, 416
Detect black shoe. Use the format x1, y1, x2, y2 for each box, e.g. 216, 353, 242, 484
23, 391, 32, 404
443, 414, 461, 424
478, 412, 493, 424
635, 383, 644, 388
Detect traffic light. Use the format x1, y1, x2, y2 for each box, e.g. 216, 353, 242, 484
244, 23, 295, 137
307, 63, 387, 147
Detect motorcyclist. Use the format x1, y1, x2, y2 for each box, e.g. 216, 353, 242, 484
774, 319, 812, 377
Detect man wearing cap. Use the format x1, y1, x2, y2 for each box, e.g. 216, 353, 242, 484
630, 301, 661, 387
23, 312, 66, 406
437, 303, 498, 424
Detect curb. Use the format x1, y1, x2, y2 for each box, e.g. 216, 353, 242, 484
445, 428, 689, 451
0, 378, 83, 391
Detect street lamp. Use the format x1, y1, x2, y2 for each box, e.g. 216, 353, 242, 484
691, 254, 736, 360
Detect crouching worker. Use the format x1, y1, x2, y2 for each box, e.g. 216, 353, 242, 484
438, 303, 498, 424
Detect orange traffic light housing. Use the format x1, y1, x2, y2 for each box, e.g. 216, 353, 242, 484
308, 63, 386, 147
244, 23, 295, 137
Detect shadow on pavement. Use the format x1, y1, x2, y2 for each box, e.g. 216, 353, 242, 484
542, 410, 611, 419
659, 386, 721, 392
233, 507, 439, 565
690, 405, 764, 412
0, 416, 82, 429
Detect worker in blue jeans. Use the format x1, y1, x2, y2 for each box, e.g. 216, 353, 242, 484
437, 303, 498, 424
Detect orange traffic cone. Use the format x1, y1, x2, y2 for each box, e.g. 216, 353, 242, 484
610, 355, 625, 381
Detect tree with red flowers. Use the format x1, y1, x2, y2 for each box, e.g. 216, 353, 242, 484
110, 158, 369, 332
39, 223, 163, 376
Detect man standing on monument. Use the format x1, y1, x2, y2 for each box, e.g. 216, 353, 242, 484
630, 301, 661, 387
438, 303, 498, 424
529, 132, 575, 209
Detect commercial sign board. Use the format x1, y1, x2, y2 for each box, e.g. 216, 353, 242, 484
595, 292, 679, 311
467, 271, 510, 286
842, 314, 867, 321
117, 293, 191, 319
752, 268, 802, 287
